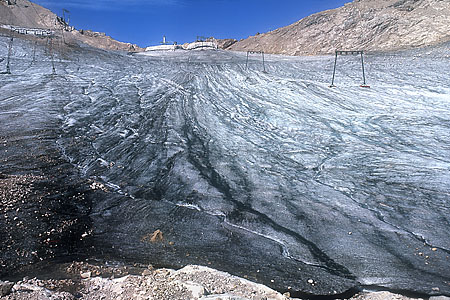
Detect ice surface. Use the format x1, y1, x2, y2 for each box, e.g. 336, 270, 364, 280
1, 37, 450, 296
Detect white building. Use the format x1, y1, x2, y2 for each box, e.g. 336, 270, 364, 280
145, 44, 181, 51
143, 36, 218, 52
184, 41, 218, 50
1, 25, 54, 37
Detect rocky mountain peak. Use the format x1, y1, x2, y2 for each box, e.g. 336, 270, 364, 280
228, 0, 450, 55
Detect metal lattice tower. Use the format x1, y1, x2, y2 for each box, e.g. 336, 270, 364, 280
62, 9, 70, 26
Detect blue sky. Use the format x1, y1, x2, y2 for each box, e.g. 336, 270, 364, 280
33, 0, 348, 47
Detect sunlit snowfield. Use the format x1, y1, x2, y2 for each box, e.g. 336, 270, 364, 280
1, 37, 449, 296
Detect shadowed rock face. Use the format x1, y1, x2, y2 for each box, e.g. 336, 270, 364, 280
228, 0, 450, 55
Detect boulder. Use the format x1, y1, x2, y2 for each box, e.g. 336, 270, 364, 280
0, 280, 14, 296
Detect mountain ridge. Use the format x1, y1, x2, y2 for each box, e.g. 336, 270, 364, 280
227, 0, 450, 55
0, 0, 143, 52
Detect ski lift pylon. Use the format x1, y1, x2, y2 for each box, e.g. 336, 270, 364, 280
330, 50, 370, 88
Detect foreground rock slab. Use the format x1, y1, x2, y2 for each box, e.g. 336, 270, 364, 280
0, 281, 14, 297
1, 265, 292, 300
2, 264, 448, 300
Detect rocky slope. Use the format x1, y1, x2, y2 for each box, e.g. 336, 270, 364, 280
0, 0, 56, 29
228, 0, 450, 55
0, 0, 142, 52
2, 262, 450, 300
0, 263, 293, 300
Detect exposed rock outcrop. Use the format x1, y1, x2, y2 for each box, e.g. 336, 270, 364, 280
0, 281, 14, 297
1, 263, 293, 300
3, 262, 449, 300
215, 38, 238, 49
228, 0, 450, 55
0, 0, 56, 30
69, 29, 142, 52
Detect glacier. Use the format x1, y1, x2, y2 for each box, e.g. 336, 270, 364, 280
1, 36, 449, 297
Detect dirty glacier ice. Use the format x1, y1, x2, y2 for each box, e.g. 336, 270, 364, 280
1, 37, 450, 296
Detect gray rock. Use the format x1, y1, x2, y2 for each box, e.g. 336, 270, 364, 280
351, 291, 416, 300
142, 269, 152, 276
80, 271, 92, 279
430, 297, 450, 300
0, 280, 14, 296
